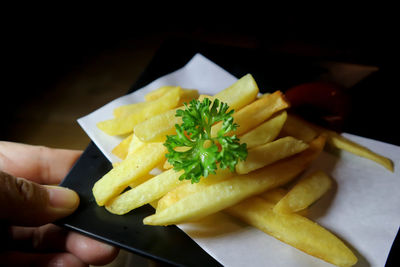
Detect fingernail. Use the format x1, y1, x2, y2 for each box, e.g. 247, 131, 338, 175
45, 185, 80, 210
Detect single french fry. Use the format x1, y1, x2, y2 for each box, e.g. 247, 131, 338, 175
92, 142, 167, 206
286, 114, 394, 171
198, 74, 259, 111
143, 135, 326, 226
226, 197, 357, 267
326, 131, 394, 172
211, 91, 290, 137
273, 170, 333, 214
111, 134, 133, 160
134, 74, 259, 142
280, 114, 318, 143
97, 87, 181, 136
105, 169, 185, 215
239, 111, 287, 149
134, 108, 181, 143
235, 136, 309, 174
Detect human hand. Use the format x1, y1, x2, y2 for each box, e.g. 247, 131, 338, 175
0, 141, 119, 266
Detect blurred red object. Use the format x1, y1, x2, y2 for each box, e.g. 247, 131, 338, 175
285, 81, 351, 132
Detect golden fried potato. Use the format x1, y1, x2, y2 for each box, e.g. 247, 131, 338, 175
105, 169, 185, 215
239, 111, 287, 149
226, 197, 357, 267
236, 136, 309, 174
93, 142, 167, 206
97, 87, 181, 136
134, 74, 260, 142
211, 91, 290, 137
143, 135, 325, 226
273, 170, 332, 214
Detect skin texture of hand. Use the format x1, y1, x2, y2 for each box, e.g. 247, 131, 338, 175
0, 141, 119, 267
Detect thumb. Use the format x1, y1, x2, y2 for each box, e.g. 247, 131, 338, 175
0, 171, 79, 226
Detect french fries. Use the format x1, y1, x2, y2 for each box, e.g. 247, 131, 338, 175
235, 136, 309, 174
134, 74, 260, 142
225, 197, 357, 267
239, 110, 287, 149
143, 135, 325, 226
210, 90, 290, 137
287, 114, 394, 171
92, 142, 167, 206
91, 75, 395, 266
105, 169, 184, 215
273, 170, 333, 214
97, 87, 182, 135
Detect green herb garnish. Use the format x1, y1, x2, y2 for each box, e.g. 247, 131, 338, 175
164, 98, 248, 183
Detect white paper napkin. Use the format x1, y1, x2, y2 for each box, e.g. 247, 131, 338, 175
78, 53, 400, 267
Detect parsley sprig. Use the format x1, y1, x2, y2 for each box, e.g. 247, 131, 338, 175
164, 98, 248, 183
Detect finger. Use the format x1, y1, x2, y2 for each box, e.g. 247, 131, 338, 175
65, 231, 119, 265
0, 251, 87, 267
0, 141, 82, 185
9, 224, 119, 266
0, 171, 79, 226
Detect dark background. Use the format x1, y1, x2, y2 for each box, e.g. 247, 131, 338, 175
2, 10, 398, 148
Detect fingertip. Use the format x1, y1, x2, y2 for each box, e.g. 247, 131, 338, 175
66, 232, 119, 265
45, 185, 80, 211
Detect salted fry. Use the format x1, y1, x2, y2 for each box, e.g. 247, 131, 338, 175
93, 142, 167, 206
327, 131, 394, 171
198, 74, 259, 111
273, 170, 333, 214
211, 91, 290, 137
134, 108, 181, 143
286, 114, 394, 171
226, 197, 357, 267
143, 135, 325, 226
239, 111, 287, 149
105, 169, 185, 215
236, 136, 309, 174
97, 87, 181, 136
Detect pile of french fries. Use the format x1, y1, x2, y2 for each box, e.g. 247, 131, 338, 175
92, 74, 394, 267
